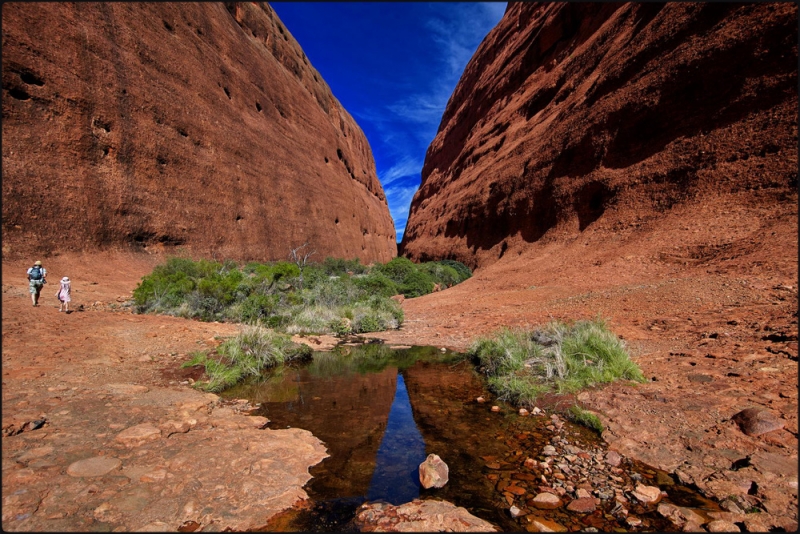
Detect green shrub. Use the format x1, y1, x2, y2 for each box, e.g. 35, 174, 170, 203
468, 319, 645, 408
378, 257, 416, 284
135, 254, 469, 335
436, 259, 472, 282
421, 262, 461, 288
353, 272, 399, 298
399, 269, 435, 298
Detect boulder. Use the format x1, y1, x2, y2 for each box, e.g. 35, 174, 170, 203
419, 453, 449, 489
355, 499, 497, 532
731, 408, 785, 436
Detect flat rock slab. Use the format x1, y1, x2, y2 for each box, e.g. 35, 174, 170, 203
1, 384, 328, 532
355, 499, 498, 532
67, 456, 122, 477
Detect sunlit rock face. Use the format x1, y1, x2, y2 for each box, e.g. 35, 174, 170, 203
401, 2, 797, 268
2, 2, 396, 263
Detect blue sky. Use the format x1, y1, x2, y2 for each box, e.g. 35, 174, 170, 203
270, 2, 507, 241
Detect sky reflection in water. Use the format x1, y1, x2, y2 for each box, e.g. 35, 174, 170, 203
367, 373, 426, 504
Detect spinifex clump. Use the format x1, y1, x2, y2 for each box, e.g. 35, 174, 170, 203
467, 318, 645, 409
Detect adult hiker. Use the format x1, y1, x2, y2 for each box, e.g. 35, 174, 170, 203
26, 260, 47, 306
56, 276, 71, 313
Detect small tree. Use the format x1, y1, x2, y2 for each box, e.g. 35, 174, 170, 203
289, 242, 316, 289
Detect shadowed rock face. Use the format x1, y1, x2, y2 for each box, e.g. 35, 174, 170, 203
2, 2, 396, 263
401, 2, 797, 269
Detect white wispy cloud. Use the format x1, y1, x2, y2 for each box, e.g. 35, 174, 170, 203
381, 155, 424, 186
364, 3, 507, 240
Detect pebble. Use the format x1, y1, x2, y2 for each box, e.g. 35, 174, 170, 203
509, 505, 523, 518
491, 405, 501, 412
542, 445, 557, 456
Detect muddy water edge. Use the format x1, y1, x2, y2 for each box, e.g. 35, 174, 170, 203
218, 343, 721, 532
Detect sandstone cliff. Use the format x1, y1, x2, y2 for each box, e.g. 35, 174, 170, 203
2, 2, 396, 263
401, 2, 797, 269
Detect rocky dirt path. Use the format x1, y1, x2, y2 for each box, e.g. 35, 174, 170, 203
2, 252, 328, 532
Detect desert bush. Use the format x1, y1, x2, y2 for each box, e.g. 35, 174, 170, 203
377, 256, 416, 284
399, 269, 435, 297
437, 259, 472, 282
468, 319, 645, 408
353, 272, 399, 298
135, 255, 470, 334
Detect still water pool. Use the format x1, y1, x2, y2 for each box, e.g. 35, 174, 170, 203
222, 343, 715, 532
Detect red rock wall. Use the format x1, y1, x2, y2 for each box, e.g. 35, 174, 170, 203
401, 2, 797, 269
2, 2, 396, 263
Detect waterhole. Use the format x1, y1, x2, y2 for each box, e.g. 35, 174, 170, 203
221, 344, 719, 532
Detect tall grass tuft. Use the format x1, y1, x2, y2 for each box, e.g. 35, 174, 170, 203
185, 325, 311, 392
468, 318, 645, 408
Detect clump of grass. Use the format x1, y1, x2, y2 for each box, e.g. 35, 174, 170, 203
567, 405, 605, 433
468, 318, 645, 408
183, 325, 311, 392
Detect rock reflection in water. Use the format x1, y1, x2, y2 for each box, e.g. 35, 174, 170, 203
366, 373, 426, 504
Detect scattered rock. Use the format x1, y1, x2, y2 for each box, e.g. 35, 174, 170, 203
519, 408, 530, 416
509, 505, 523, 518
631, 484, 662, 504
542, 445, 557, 456
491, 405, 501, 412
477, 396, 486, 403
731, 408, 785, 436
419, 453, 449, 489
566, 497, 596, 513
526, 517, 567, 532
605, 451, 622, 467
531, 492, 563, 509
706, 519, 740, 532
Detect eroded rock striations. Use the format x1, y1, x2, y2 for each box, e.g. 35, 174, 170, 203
401, 2, 797, 268
2, 2, 396, 263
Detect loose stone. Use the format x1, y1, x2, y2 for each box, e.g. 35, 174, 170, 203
419, 454, 449, 489
631, 484, 662, 504
526, 517, 567, 532
532, 492, 563, 509
706, 520, 741, 532
566, 497, 596, 513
